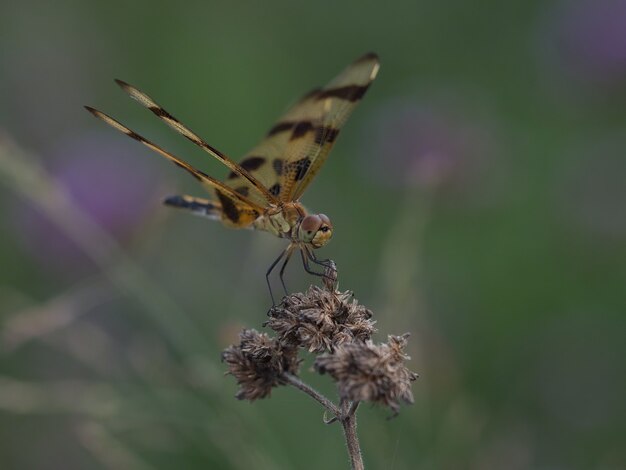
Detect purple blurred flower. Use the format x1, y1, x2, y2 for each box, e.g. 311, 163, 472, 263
537, 0, 626, 92
361, 94, 495, 191
10, 132, 166, 274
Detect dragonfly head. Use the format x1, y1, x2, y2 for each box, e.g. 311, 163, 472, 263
299, 213, 333, 248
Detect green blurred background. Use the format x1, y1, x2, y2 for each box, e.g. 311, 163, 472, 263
1, 0, 625, 468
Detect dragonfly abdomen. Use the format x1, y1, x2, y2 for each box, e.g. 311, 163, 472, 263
163, 195, 222, 220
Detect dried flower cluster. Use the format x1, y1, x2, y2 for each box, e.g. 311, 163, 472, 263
315, 334, 418, 413
221, 329, 299, 400
222, 280, 417, 416
266, 286, 376, 353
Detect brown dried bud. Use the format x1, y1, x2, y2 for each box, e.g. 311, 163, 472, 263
266, 286, 376, 353
314, 333, 417, 413
221, 329, 300, 400
322, 260, 338, 292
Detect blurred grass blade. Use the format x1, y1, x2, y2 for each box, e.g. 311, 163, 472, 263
0, 133, 209, 358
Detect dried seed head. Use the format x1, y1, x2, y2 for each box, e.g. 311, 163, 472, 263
221, 329, 300, 400
266, 286, 376, 353
322, 260, 338, 292
314, 333, 418, 413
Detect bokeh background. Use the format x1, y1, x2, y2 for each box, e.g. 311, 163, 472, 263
1, 0, 625, 468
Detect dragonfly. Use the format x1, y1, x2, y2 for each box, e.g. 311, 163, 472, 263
85, 52, 380, 302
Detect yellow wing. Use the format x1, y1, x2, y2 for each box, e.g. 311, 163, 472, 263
84, 106, 262, 228
226, 52, 380, 203
113, 79, 280, 207
86, 53, 379, 225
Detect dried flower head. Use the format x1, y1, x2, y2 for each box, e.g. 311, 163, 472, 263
314, 333, 418, 413
221, 329, 300, 400
322, 260, 339, 292
266, 286, 376, 353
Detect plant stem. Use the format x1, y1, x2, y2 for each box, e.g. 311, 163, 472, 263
283, 374, 364, 469
282, 373, 340, 418
341, 411, 364, 470
348, 400, 360, 417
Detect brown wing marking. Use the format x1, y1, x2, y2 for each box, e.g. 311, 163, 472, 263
113, 79, 279, 206
233, 52, 380, 203
84, 106, 261, 228
223, 142, 286, 208
289, 52, 380, 200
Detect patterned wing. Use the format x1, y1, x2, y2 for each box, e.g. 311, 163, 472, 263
226, 53, 380, 203
113, 79, 280, 207
84, 106, 262, 228
289, 53, 379, 200
221, 111, 306, 206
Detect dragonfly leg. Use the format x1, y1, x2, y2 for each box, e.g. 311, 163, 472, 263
278, 245, 296, 296
266, 247, 287, 305
305, 248, 337, 283
300, 248, 325, 277
309, 249, 333, 268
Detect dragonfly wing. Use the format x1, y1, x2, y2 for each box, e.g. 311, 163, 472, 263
114, 79, 279, 206
85, 106, 262, 228
226, 53, 380, 203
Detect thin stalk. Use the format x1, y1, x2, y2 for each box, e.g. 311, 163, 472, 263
348, 401, 360, 417
282, 373, 340, 418
283, 374, 364, 469
341, 412, 363, 470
